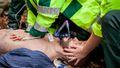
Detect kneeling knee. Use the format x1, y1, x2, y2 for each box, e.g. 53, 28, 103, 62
102, 10, 120, 26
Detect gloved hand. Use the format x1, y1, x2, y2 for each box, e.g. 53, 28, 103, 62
29, 27, 48, 37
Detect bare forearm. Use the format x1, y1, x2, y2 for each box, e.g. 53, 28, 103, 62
82, 32, 101, 56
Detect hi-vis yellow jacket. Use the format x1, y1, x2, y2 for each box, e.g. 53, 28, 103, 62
25, 0, 100, 37
61, 0, 120, 37
92, 0, 120, 37
25, 0, 65, 36
25, 0, 120, 37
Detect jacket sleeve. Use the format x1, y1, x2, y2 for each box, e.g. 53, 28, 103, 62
92, 0, 110, 38
29, 0, 65, 37
92, 22, 102, 37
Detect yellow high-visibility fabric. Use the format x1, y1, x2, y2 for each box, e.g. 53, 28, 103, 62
36, 0, 65, 28
61, 0, 100, 32
92, 0, 120, 37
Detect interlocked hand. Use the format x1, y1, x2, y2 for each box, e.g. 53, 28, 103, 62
9, 30, 30, 41
63, 38, 87, 65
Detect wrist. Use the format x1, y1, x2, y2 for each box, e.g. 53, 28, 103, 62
80, 43, 89, 58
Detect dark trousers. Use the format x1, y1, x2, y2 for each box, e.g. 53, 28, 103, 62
101, 10, 120, 68
8, 0, 25, 29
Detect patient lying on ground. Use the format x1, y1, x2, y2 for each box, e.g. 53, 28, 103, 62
0, 29, 67, 68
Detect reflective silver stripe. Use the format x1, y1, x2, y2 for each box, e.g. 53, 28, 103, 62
26, 25, 32, 32
37, 5, 60, 15
34, 23, 47, 32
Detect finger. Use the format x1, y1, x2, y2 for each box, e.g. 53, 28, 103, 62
74, 59, 80, 65
10, 35, 23, 39
12, 37, 22, 41
64, 48, 76, 53
68, 57, 76, 62
10, 33, 18, 38
68, 45, 77, 49
10, 35, 17, 39
66, 56, 75, 60
10, 34, 16, 36
10, 35, 16, 37
63, 52, 74, 56
12, 36, 23, 41
69, 44, 80, 49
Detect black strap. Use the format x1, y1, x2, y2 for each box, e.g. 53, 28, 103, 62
51, 13, 90, 40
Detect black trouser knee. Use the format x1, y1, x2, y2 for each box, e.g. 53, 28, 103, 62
102, 10, 120, 41
101, 10, 120, 68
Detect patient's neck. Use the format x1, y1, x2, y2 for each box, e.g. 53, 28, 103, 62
46, 40, 64, 61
